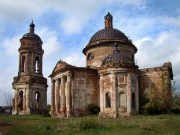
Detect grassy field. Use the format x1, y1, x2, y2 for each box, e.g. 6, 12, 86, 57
0, 114, 180, 135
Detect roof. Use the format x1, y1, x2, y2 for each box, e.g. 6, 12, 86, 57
49, 60, 98, 77
100, 46, 138, 69
22, 33, 41, 40
89, 28, 129, 44
83, 12, 137, 54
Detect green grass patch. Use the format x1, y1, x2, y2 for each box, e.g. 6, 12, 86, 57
0, 114, 180, 135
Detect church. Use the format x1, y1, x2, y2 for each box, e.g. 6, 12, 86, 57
12, 12, 173, 117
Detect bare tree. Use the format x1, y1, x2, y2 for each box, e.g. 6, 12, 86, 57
4, 92, 12, 107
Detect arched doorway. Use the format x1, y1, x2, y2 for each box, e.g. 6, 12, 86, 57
35, 91, 40, 111
18, 91, 23, 111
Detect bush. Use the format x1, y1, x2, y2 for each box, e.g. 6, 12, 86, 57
171, 108, 180, 114
171, 91, 180, 114
143, 102, 164, 115
87, 104, 100, 115
142, 87, 173, 115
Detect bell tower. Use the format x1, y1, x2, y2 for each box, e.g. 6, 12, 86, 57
12, 21, 48, 115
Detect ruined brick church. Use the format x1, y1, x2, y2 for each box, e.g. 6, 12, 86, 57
12, 13, 173, 117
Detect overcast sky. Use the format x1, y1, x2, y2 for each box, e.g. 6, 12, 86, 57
0, 0, 180, 106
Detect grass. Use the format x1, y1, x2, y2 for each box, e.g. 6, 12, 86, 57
0, 114, 180, 135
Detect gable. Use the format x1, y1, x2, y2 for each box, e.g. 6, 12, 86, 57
54, 63, 67, 72
50, 60, 75, 77
53, 63, 67, 73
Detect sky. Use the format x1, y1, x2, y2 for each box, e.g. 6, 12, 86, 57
0, 0, 180, 106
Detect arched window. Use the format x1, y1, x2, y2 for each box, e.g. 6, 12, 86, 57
105, 92, 111, 108
132, 92, 136, 109
35, 56, 39, 73
22, 56, 25, 72
35, 91, 40, 110
119, 92, 127, 108
87, 53, 94, 61
18, 91, 23, 111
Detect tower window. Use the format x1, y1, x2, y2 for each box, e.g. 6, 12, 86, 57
35, 56, 39, 73
22, 56, 25, 72
105, 92, 111, 108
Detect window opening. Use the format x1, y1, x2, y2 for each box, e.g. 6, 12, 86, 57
35, 91, 40, 111
87, 53, 94, 60
105, 92, 111, 108
22, 56, 25, 72
18, 91, 23, 111
132, 92, 136, 109
35, 56, 39, 73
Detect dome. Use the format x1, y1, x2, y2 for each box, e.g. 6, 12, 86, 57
87, 12, 131, 45
83, 12, 137, 54
21, 20, 41, 41
89, 27, 129, 44
22, 33, 41, 40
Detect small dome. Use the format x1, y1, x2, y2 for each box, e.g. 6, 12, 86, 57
21, 21, 41, 41
22, 33, 41, 40
102, 47, 133, 65
89, 28, 129, 44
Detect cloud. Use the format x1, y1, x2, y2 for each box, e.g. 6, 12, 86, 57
1, 27, 62, 58
163, 15, 180, 26
37, 27, 63, 58
135, 30, 180, 67
107, 0, 145, 6
0, 0, 49, 21
58, 0, 146, 35
0, 0, 146, 35
0, 66, 15, 106
135, 30, 180, 90
63, 53, 86, 67
60, 17, 85, 35
2, 35, 20, 56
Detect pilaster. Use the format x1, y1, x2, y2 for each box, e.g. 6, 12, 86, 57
23, 89, 26, 112
51, 79, 55, 115
127, 73, 132, 115
99, 75, 104, 113
111, 71, 118, 117
55, 79, 60, 114
26, 87, 30, 113
60, 76, 66, 116
66, 73, 72, 117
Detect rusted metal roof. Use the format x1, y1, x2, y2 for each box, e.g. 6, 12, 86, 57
89, 28, 129, 44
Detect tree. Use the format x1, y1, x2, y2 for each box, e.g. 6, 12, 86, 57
171, 88, 180, 114
143, 73, 174, 114
4, 92, 13, 107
